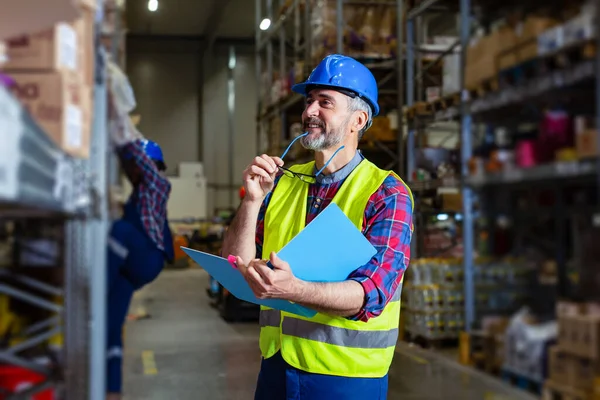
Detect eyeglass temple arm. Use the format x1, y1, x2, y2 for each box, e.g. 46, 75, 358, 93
280, 132, 309, 160
315, 145, 345, 176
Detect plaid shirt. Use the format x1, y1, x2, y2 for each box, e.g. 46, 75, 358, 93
120, 141, 171, 252
256, 153, 413, 322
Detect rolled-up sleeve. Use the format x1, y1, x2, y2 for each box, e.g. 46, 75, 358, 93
347, 180, 413, 322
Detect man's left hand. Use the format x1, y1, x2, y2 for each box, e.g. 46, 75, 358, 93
235, 252, 300, 300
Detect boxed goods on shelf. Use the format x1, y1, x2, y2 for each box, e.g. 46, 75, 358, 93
310, 0, 398, 62
465, 27, 516, 89
404, 258, 530, 340
470, 316, 510, 373
2, 4, 95, 84
465, 15, 558, 90
574, 116, 598, 159
1, 0, 83, 41
8, 71, 91, 158
543, 301, 600, 397
499, 15, 559, 66
2, 23, 79, 71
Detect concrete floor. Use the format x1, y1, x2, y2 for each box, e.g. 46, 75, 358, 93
122, 269, 538, 400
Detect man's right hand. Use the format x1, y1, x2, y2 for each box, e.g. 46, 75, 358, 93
242, 154, 284, 203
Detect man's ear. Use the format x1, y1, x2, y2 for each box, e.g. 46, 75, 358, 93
353, 110, 368, 132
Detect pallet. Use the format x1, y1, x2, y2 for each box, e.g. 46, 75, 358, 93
542, 379, 591, 400
501, 369, 542, 394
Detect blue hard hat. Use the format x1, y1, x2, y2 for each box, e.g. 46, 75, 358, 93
140, 139, 165, 163
123, 139, 165, 163
291, 54, 380, 116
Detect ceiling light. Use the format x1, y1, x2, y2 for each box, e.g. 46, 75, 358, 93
437, 213, 449, 221
148, 0, 158, 12
259, 18, 271, 31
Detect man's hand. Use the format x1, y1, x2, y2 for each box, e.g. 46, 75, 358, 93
236, 252, 299, 300
242, 155, 284, 203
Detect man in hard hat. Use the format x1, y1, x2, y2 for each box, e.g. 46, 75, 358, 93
222, 54, 414, 399
106, 138, 173, 400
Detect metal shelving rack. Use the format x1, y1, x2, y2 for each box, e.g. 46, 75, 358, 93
254, 0, 409, 174
0, 2, 112, 399
404, 0, 600, 333
403, 2, 463, 262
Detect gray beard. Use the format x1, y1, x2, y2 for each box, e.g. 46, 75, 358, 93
300, 124, 346, 151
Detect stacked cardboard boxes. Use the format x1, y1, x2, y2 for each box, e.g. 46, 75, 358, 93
544, 302, 600, 399
465, 15, 559, 91
1, 3, 96, 158
310, 0, 399, 63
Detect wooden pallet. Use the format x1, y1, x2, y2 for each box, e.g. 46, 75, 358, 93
542, 379, 591, 400
501, 369, 542, 394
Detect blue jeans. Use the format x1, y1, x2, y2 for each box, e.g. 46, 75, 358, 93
254, 352, 388, 400
106, 219, 165, 393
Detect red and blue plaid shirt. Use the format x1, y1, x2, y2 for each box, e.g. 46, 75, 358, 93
255, 152, 413, 322
120, 141, 171, 252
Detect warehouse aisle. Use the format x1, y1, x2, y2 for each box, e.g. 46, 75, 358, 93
122, 269, 537, 400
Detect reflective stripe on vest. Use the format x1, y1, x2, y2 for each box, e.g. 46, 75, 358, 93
259, 308, 281, 328
259, 157, 414, 378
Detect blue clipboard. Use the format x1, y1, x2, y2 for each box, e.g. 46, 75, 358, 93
182, 203, 377, 317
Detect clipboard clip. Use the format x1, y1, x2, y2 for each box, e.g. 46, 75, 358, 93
227, 255, 238, 269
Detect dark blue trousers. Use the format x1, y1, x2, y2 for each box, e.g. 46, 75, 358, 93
106, 219, 165, 393
254, 352, 388, 400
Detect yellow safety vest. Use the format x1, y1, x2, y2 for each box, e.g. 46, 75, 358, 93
259, 158, 413, 378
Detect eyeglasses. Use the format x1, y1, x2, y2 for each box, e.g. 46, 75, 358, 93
278, 132, 345, 184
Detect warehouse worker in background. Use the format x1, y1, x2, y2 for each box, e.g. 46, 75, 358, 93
222, 54, 414, 399
106, 64, 174, 400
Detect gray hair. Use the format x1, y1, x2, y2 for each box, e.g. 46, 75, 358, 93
347, 96, 373, 140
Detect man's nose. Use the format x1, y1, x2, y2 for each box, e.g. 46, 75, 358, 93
304, 101, 319, 116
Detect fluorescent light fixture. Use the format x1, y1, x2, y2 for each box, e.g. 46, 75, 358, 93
259, 18, 271, 30
437, 213, 449, 221
148, 0, 158, 12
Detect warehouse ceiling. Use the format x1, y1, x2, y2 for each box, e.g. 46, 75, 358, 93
126, 0, 256, 38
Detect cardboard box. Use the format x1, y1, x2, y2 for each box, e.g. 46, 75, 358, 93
576, 129, 598, 159
1, 0, 80, 41
512, 16, 559, 62
465, 27, 517, 89
74, 6, 96, 86
441, 192, 462, 212
569, 356, 600, 391
575, 116, 599, 159
9, 71, 91, 158
2, 6, 94, 85
560, 313, 600, 359
548, 346, 569, 385
3, 23, 79, 71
